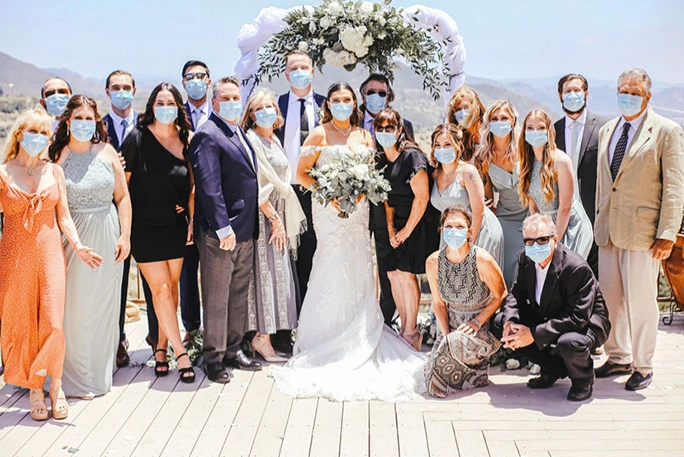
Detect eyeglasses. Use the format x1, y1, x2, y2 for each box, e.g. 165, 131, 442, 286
183, 72, 208, 81
375, 125, 397, 133
44, 88, 70, 98
523, 235, 556, 246
365, 90, 388, 97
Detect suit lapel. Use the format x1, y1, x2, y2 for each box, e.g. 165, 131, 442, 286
600, 116, 621, 173
539, 247, 563, 316
211, 114, 256, 173
578, 113, 597, 166
184, 102, 196, 131
104, 114, 119, 150
279, 94, 289, 128
616, 108, 654, 179
555, 117, 566, 152
524, 258, 537, 306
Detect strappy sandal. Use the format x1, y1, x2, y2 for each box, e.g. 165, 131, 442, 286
176, 353, 196, 384
49, 389, 69, 420
29, 389, 49, 421
154, 349, 169, 377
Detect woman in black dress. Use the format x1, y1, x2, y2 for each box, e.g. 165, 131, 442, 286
373, 108, 430, 350
122, 82, 195, 383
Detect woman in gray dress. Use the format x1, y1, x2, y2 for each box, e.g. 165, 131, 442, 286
479, 100, 528, 288
49, 95, 131, 398
429, 124, 504, 268
517, 109, 592, 259
424, 205, 507, 397
240, 88, 306, 362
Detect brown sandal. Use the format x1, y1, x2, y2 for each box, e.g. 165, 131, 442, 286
29, 390, 49, 421
50, 389, 69, 420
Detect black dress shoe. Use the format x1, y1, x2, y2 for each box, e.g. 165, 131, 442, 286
527, 373, 561, 389
116, 340, 130, 368
567, 384, 593, 401
226, 351, 262, 371
594, 361, 633, 378
204, 362, 232, 384
625, 371, 652, 391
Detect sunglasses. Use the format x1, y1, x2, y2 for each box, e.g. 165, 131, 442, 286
523, 235, 556, 246
365, 90, 388, 97
183, 72, 208, 81
44, 88, 70, 98
375, 125, 397, 133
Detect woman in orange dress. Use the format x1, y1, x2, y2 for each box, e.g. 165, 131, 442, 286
0, 108, 102, 421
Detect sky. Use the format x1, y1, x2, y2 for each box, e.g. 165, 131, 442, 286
2, 0, 683, 85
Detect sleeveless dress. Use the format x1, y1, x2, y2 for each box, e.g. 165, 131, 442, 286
0, 164, 66, 390
271, 145, 427, 402
122, 127, 191, 262
528, 161, 592, 259
431, 173, 505, 268
245, 130, 298, 335
60, 150, 123, 397
425, 247, 501, 396
488, 163, 528, 289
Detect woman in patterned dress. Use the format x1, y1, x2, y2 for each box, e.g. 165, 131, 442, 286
424, 205, 507, 397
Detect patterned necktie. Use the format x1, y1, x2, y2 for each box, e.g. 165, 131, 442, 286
610, 122, 631, 181
299, 98, 310, 145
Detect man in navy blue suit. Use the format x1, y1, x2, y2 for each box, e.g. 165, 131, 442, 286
190, 76, 262, 383
178, 60, 212, 354
273, 50, 326, 355
102, 69, 156, 367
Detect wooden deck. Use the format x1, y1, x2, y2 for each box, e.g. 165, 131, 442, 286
2, 313, 684, 457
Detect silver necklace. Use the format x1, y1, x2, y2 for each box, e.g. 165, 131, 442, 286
331, 120, 352, 137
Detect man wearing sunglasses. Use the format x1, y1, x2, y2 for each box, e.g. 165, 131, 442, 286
40, 77, 72, 130
182, 60, 213, 131
493, 214, 610, 401
359, 73, 414, 139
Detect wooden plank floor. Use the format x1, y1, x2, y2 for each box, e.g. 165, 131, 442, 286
2, 312, 684, 457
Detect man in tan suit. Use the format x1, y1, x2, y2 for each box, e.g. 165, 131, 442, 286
594, 67, 684, 390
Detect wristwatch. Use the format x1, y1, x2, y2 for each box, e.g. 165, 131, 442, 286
268, 213, 279, 223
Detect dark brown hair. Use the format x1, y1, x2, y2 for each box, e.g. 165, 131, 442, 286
440, 204, 473, 229
106, 70, 136, 89
360, 73, 395, 102
49, 95, 108, 162
557, 73, 588, 94
372, 108, 419, 153
320, 82, 361, 127
139, 82, 192, 152
429, 123, 464, 168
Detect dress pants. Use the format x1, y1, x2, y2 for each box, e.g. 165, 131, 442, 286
179, 243, 201, 332
599, 238, 660, 374
292, 185, 316, 309
493, 314, 596, 388
120, 256, 156, 342
197, 227, 254, 365
370, 203, 397, 325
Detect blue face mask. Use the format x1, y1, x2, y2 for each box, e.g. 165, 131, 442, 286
434, 147, 456, 164
154, 106, 178, 125
185, 79, 208, 101
365, 93, 387, 115
525, 130, 548, 148
525, 241, 553, 264
443, 227, 468, 249
219, 101, 243, 122
376, 131, 397, 149
562, 91, 585, 113
110, 90, 134, 110
455, 109, 472, 128
254, 107, 278, 128
69, 120, 96, 142
45, 93, 70, 117
330, 102, 354, 121
489, 121, 512, 138
21, 132, 49, 157
289, 69, 313, 90
617, 93, 644, 118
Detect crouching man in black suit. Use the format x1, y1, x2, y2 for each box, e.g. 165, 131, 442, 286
492, 214, 611, 401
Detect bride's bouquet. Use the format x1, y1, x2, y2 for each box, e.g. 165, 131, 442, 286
308, 152, 391, 218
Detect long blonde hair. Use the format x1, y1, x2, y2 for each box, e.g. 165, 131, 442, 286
517, 109, 558, 207
446, 86, 484, 161
239, 87, 285, 132
2, 108, 53, 163
477, 100, 518, 175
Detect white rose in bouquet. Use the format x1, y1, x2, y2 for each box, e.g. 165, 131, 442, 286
352, 163, 370, 181
319, 16, 333, 29
298, 41, 309, 51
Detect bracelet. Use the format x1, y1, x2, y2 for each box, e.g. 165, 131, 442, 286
268, 213, 279, 223
472, 319, 482, 330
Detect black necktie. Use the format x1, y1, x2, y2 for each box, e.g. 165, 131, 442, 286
610, 122, 631, 181
299, 98, 310, 146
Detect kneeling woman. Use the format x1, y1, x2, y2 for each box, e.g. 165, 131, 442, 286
424, 205, 507, 397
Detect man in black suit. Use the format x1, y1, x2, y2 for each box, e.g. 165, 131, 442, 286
273, 50, 326, 354
493, 214, 611, 401
190, 76, 262, 383
553, 73, 607, 278
102, 69, 155, 367
358, 73, 414, 326
178, 60, 212, 354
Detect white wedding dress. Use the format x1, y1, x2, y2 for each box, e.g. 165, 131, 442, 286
271, 145, 427, 402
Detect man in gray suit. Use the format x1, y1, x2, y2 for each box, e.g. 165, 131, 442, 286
553, 73, 607, 279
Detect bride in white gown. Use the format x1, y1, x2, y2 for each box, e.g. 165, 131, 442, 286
271, 82, 426, 402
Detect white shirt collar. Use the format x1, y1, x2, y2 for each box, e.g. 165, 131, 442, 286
565, 109, 587, 128
617, 107, 648, 132
108, 109, 135, 126
535, 260, 552, 275
288, 89, 314, 104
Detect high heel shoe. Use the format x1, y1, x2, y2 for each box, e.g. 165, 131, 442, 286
49, 389, 69, 420
252, 335, 288, 363
29, 389, 49, 421
154, 349, 169, 377
176, 353, 196, 383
